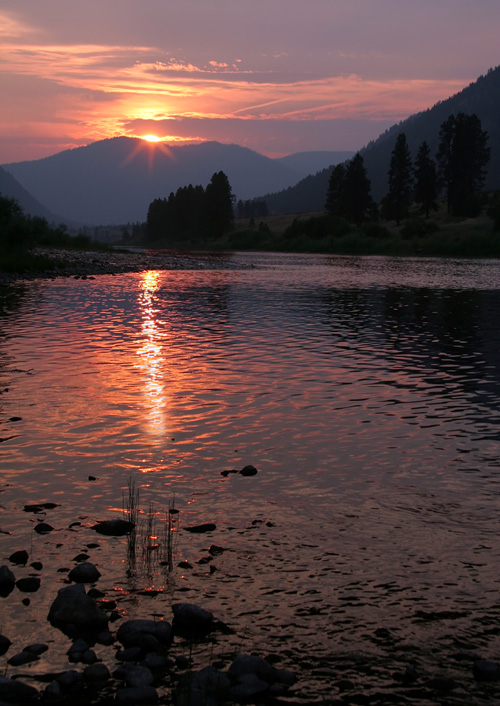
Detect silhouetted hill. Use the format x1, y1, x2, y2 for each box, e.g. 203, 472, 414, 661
275, 151, 355, 175
0, 165, 61, 223
265, 65, 500, 212
2, 139, 305, 225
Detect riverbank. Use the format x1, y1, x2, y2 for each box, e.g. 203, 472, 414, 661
0, 247, 242, 285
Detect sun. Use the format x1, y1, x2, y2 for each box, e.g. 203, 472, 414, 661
141, 134, 161, 142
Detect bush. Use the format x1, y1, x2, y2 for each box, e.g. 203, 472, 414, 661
284, 215, 352, 240
359, 222, 392, 239
401, 219, 440, 239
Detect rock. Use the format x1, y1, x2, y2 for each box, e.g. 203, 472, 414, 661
68, 638, 89, 660
48, 583, 108, 627
425, 676, 458, 691
0, 675, 39, 702
91, 519, 135, 536
24, 643, 48, 656
8, 651, 39, 666
229, 673, 269, 700
83, 662, 111, 683
34, 522, 54, 534
8, 550, 28, 565
81, 648, 98, 664
68, 562, 101, 583
227, 654, 277, 683
176, 666, 230, 706
116, 619, 173, 649
30, 561, 43, 570
172, 603, 214, 636
240, 465, 258, 476
0, 565, 15, 596
115, 685, 158, 706
57, 669, 82, 689
184, 523, 216, 534
473, 659, 500, 681
72, 553, 90, 562
0, 635, 11, 656
114, 663, 154, 688
15, 577, 41, 593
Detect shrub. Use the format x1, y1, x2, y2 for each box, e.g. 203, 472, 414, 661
401, 219, 440, 239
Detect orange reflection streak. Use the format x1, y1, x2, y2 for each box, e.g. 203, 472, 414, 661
136, 271, 168, 442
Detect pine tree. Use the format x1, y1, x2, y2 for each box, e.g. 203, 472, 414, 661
325, 163, 346, 217
414, 141, 438, 218
382, 133, 413, 225
436, 112, 490, 216
203, 171, 235, 237
342, 154, 374, 226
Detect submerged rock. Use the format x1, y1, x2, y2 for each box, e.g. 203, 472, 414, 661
48, 583, 108, 627
473, 659, 500, 681
91, 519, 135, 536
184, 523, 216, 534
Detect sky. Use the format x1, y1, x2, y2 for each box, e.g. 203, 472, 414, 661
1, 0, 499, 163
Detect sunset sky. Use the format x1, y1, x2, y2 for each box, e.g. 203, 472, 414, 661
1, 0, 499, 163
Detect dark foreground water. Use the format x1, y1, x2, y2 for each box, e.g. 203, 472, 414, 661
2, 252, 500, 703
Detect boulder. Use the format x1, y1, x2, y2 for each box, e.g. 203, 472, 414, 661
116, 619, 172, 649
115, 686, 158, 706
68, 562, 101, 583
0, 565, 15, 597
48, 583, 108, 627
0, 675, 39, 703
172, 603, 214, 636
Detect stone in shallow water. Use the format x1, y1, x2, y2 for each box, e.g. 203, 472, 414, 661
172, 603, 214, 636
240, 464, 258, 476
473, 659, 500, 681
91, 519, 135, 536
0, 675, 39, 702
8, 651, 39, 667
115, 685, 158, 706
84, 662, 111, 683
0, 565, 15, 596
34, 522, 54, 534
184, 523, 216, 534
16, 577, 41, 593
0, 635, 11, 656
8, 550, 28, 565
116, 619, 173, 649
68, 562, 101, 583
48, 583, 108, 627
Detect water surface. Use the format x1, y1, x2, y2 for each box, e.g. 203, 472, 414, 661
1, 253, 500, 701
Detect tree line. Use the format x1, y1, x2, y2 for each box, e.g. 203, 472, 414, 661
146, 171, 235, 243
325, 112, 491, 226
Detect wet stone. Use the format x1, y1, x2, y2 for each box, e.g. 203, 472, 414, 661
84, 662, 111, 683
116, 618, 173, 649
115, 685, 158, 706
30, 561, 43, 570
91, 519, 135, 536
0, 675, 39, 703
0, 565, 15, 596
68, 562, 101, 583
240, 464, 258, 476
0, 635, 11, 656
184, 523, 217, 534
473, 659, 500, 681
8, 651, 39, 666
48, 583, 109, 627
172, 603, 214, 636
9, 550, 28, 565
16, 577, 41, 593
34, 522, 54, 534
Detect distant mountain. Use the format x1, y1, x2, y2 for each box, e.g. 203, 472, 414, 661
2, 139, 307, 225
275, 151, 355, 175
0, 165, 61, 223
264, 65, 500, 212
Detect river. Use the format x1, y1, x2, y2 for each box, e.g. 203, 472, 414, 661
1, 252, 500, 703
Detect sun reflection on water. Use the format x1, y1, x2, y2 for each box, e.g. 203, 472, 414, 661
136, 270, 168, 441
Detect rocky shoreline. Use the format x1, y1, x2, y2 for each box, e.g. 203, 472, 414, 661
0, 247, 242, 285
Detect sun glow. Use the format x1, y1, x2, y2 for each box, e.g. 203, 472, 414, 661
142, 134, 161, 142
